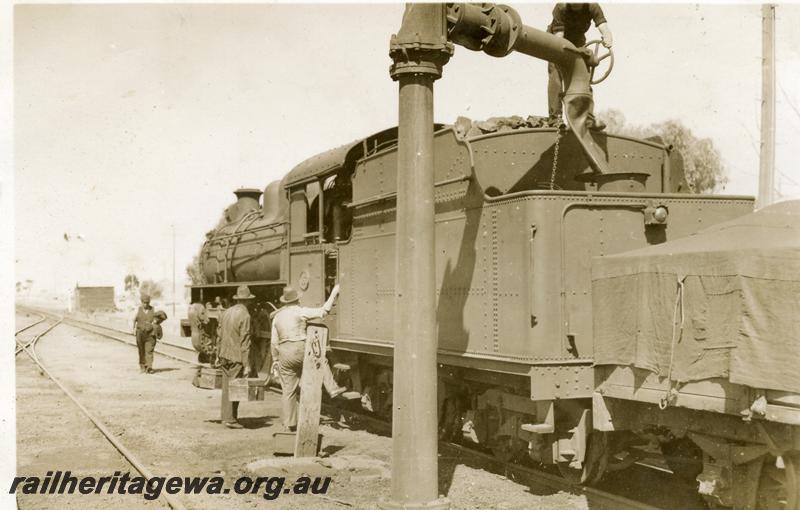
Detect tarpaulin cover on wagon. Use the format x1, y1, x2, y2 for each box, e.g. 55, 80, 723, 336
591, 200, 800, 393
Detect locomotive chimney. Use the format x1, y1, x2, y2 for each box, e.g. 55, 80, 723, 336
233, 188, 262, 212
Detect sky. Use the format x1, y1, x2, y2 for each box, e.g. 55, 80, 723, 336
12, 2, 800, 296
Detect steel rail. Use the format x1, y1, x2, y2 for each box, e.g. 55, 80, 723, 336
64, 316, 197, 358
15, 314, 188, 510
66, 320, 198, 365
55, 314, 189, 347
14, 313, 46, 336
15, 319, 62, 358
19, 308, 199, 365
15, 315, 50, 356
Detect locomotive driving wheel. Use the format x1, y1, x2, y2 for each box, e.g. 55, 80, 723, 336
757, 454, 799, 510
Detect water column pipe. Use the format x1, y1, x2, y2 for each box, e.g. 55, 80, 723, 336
384, 4, 453, 509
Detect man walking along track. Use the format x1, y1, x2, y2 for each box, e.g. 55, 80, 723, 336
132, 293, 156, 374
218, 284, 256, 429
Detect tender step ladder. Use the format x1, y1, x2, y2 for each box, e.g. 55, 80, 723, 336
521, 400, 555, 434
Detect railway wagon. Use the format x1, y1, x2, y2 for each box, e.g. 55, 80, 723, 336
185, 120, 798, 508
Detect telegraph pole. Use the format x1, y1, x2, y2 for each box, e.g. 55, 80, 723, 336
758, 4, 776, 209
384, 4, 452, 509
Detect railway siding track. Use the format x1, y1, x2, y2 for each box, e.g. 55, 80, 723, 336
21, 307, 199, 365
14, 314, 55, 357
16, 306, 672, 510
15, 311, 189, 510
15, 312, 46, 336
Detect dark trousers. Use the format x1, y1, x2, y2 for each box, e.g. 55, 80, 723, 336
220, 360, 244, 423
548, 62, 563, 119
136, 330, 155, 370
548, 60, 597, 122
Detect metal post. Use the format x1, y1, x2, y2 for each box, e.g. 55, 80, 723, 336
383, 4, 452, 509
758, 4, 776, 209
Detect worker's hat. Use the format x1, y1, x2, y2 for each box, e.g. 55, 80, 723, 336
279, 286, 300, 304
154, 310, 168, 321
233, 285, 255, 300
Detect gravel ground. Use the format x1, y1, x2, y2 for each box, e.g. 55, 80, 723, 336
16, 315, 592, 510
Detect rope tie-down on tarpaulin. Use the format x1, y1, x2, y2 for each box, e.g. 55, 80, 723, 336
660, 274, 686, 410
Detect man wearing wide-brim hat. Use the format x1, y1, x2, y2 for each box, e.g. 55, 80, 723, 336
218, 284, 256, 429
270, 283, 348, 431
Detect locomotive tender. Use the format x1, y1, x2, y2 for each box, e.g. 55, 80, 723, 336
186, 117, 799, 507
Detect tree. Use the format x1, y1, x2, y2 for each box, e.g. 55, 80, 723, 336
186, 254, 206, 286
597, 109, 727, 193
139, 280, 163, 300
124, 274, 140, 292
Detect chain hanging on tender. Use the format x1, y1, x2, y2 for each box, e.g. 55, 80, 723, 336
550, 127, 563, 190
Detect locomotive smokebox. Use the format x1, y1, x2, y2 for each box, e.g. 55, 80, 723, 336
200, 186, 285, 285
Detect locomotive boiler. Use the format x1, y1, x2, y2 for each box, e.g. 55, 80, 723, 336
184, 4, 800, 508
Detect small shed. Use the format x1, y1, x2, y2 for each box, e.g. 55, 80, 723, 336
73, 286, 115, 312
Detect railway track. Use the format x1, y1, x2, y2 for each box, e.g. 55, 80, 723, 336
21, 307, 200, 365
14, 312, 51, 357
16, 306, 684, 510
14, 310, 189, 510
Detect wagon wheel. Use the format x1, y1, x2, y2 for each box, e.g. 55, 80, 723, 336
758, 454, 799, 510
660, 437, 703, 486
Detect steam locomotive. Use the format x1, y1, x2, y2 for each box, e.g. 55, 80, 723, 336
184, 117, 799, 509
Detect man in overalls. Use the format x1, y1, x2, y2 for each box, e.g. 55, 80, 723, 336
133, 294, 155, 373
271, 284, 346, 431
